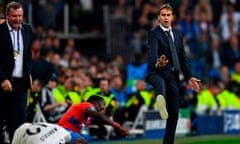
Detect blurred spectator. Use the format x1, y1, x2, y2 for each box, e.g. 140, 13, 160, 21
178, 9, 200, 58
216, 81, 240, 112
98, 79, 117, 117
111, 55, 126, 78
125, 53, 147, 94
0, 1, 5, 24
193, 0, 212, 23
195, 79, 221, 115
40, 73, 69, 123
219, 2, 240, 42
32, 0, 63, 29
67, 0, 95, 32
177, 0, 190, 19
31, 39, 42, 60
52, 36, 63, 56
53, 77, 81, 105
229, 61, 240, 96
206, 37, 223, 70
27, 79, 42, 122
194, 32, 209, 79
32, 24, 44, 41
205, 37, 224, 80
219, 65, 230, 84
50, 52, 61, 70
210, 0, 228, 26
222, 34, 240, 69
41, 36, 54, 51
32, 48, 57, 84
110, 75, 127, 107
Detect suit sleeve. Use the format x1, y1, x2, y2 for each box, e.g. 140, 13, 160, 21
147, 30, 159, 71
0, 68, 6, 84
26, 25, 33, 77
178, 32, 193, 81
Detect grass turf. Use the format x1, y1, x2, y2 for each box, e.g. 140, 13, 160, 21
91, 134, 240, 144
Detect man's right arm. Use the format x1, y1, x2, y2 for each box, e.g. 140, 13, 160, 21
148, 30, 159, 71
87, 109, 129, 137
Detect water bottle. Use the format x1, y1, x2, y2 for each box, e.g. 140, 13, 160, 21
81, 123, 88, 136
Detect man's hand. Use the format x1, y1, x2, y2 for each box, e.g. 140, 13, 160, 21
1, 79, 13, 92
118, 126, 129, 137
156, 55, 169, 68
188, 77, 201, 92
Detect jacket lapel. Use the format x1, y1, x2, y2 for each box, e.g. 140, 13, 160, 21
155, 26, 168, 42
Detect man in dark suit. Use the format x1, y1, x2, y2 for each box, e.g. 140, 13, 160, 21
145, 4, 200, 144
0, 1, 32, 143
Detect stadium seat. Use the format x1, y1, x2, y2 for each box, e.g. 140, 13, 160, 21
32, 103, 47, 123
122, 105, 148, 136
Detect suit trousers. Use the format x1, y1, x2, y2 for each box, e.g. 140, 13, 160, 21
0, 78, 28, 143
148, 71, 180, 144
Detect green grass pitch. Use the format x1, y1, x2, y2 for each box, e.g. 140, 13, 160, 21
91, 134, 240, 144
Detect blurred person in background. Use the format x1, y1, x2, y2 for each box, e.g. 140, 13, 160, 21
110, 75, 127, 107
27, 79, 42, 122
216, 80, 240, 112
228, 61, 240, 96
222, 34, 240, 70
53, 77, 81, 105
40, 73, 69, 123
0, 1, 5, 24
195, 79, 220, 115
219, 2, 240, 42
0, 1, 33, 143
31, 48, 57, 83
205, 37, 223, 77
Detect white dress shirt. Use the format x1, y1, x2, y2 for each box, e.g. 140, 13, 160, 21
7, 21, 24, 78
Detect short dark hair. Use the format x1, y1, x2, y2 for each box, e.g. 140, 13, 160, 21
159, 3, 173, 15
87, 95, 104, 103
5, 1, 23, 14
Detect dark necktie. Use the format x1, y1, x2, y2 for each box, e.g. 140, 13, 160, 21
165, 30, 180, 71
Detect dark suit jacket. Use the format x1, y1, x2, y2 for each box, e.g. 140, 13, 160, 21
0, 22, 32, 89
146, 26, 192, 81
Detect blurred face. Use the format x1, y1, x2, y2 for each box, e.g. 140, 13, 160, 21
158, 8, 174, 28
100, 80, 110, 93
6, 7, 23, 30
47, 80, 57, 89
95, 101, 105, 113
111, 77, 123, 90
32, 80, 41, 92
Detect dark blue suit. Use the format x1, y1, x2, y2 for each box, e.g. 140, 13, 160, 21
0, 22, 32, 142
146, 26, 192, 144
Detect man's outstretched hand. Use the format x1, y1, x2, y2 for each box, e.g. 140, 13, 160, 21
188, 77, 201, 92
118, 126, 129, 137
156, 55, 169, 68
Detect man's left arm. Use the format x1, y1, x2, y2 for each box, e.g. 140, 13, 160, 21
177, 31, 200, 92
24, 24, 33, 88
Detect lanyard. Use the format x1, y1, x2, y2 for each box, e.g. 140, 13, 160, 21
12, 30, 20, 52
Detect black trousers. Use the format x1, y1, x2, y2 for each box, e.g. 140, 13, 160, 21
148, 72, 180, 144
0, 78, 28, 143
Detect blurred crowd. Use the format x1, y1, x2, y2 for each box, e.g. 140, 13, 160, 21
1, 0, 240, 139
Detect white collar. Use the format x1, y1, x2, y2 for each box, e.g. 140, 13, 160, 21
160, 24, 172, 32
6, 20, 22, 32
